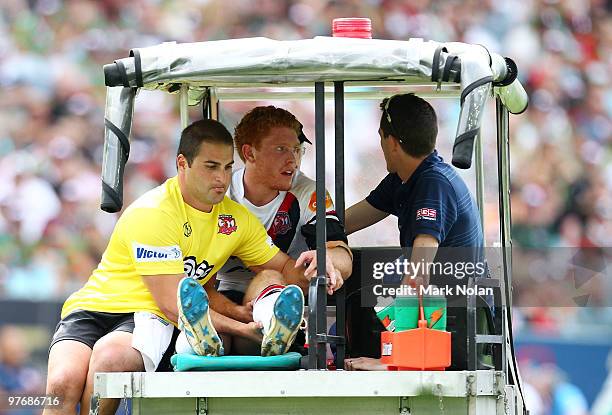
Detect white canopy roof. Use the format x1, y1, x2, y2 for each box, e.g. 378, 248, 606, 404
100, 36, 528, 212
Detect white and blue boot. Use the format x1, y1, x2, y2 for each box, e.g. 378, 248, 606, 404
177, 277, 224, 356
261, 285, 304, 357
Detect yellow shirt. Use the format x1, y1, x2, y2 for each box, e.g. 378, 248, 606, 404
61, 177, 279, 319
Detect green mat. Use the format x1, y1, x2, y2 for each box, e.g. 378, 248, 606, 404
171, 352, 302, 371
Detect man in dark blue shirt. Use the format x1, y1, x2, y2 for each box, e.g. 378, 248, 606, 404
365, 152, 483, 253
344, 93, 484, 370
347, 93, 484, 284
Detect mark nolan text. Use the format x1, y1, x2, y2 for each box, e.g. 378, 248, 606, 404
373, 284, 493, 297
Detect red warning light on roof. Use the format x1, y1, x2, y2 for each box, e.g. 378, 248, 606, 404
332, 18, 372, 39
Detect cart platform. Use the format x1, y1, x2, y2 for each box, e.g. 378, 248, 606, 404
94, 370, 523, 414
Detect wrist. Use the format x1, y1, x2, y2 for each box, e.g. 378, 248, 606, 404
235, 305, 252, 323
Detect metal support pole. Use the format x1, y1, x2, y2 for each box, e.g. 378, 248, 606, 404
333, 86, 345, 223
467, 277, 477, 371
496, 97, 510, 378
201, 88, 211, 119
308, 82, 328, 369
496, 98, 526, 411
497, 101, 512, 286
210, 87, 219, 121
469, 130, 485, 372
333, 81, 345, 369
179, 84, 189, 129
474, 130, 485, 233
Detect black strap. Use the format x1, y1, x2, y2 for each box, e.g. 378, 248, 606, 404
130, 49, 143, 87
452, 128, 479, 169
454, 68, 461, 83
431, 46, 448, 83
104, 118, 130, 160
301, 219, 348, 248
460, 76, 493, 105
101, 181, 123, 213
114, 60, 130, 88
442, 55, 458, 82
454, 128, 479, 147
493, 57, 517, 87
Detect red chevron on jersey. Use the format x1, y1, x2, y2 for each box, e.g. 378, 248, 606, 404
268, 192, 297, 240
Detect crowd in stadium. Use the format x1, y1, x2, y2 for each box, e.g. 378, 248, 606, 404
2, 0, 610, 325
0, 0, 610, 413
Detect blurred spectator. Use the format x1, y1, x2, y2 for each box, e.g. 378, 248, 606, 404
525, 362, 590, 415
0, 325, 44, 415
0, 0, 609, 301
592, 350, 612, 415
523, 381, 545, 415
518, 344, 591, 414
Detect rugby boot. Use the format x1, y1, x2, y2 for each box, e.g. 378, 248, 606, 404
177, 277, 224, 356
261, 285, 304, 356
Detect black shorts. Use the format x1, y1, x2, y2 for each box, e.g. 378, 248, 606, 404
218, 289, 245, 305
50, 309, 179, 372
50, 310, 136, 351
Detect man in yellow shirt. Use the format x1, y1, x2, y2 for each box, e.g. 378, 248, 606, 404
175, 106, 354, 357
44, 119, 344, 415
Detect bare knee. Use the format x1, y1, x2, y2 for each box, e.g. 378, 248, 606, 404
46, 367, 86, 405
46, 341, 90, 407
244, 270, 286, 303
90, 341, 143, 374
254, 269, 284, 285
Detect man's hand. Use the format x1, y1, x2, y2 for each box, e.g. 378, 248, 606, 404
328, 273, 344, 293
400, 234, 438, 289
235, 301, 254, 323
294, 250, 340, 295
241, 321, 263, 343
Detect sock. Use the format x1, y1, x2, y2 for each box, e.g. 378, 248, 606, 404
252, 284, 285, 334
175, 331, 195, 355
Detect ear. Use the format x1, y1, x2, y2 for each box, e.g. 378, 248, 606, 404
242, 144, 256, 163
388, 135, 401, 152
177, 154, 188, 171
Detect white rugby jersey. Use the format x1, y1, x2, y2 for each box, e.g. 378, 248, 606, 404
217, 167, 345, 293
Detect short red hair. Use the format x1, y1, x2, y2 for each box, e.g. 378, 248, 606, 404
234, 106, 301, 162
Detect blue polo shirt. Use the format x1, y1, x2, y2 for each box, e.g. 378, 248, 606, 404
366, 150, 485, 284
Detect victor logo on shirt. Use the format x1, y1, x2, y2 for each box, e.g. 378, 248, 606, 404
218, 214, 238, 235
416, 208, 437, 221
132, 243, 182, 262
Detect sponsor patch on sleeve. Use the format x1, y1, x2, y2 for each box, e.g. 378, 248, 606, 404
308, 191, 333, 212
416, 208, 437, 221
132, 243, 183, 262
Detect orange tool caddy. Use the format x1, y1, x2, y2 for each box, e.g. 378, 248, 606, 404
380, 294, 451, 371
